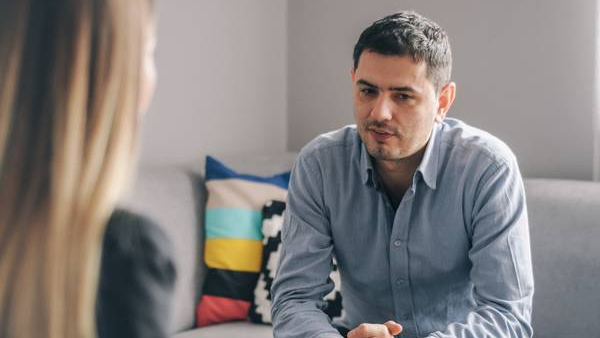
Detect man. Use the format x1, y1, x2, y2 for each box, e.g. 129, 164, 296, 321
271, 11, 534, 338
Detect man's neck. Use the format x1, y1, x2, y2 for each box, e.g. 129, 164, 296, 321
375, 146, 426, 208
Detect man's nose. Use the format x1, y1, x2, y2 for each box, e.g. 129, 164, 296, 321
370, 95, 393, 121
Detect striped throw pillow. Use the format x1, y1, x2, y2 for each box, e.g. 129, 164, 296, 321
196, 156, 290, 327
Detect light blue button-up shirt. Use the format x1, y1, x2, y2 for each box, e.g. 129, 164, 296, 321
271, 118, 534, 338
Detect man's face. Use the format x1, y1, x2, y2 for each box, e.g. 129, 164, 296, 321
352, 51, 448, 162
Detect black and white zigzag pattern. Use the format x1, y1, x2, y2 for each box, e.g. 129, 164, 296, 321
248, 200, 344, 324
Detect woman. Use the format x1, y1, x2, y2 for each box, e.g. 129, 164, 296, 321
0, 0, 175, 337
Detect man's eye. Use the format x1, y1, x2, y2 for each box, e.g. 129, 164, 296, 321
395, 93, 413, 101
359, 88, 377, 96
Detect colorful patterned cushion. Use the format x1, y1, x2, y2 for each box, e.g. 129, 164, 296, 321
248, 200, 344, 324
196, 156, 291, 327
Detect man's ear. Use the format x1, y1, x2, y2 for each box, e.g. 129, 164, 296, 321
351, 66, 356, 82
435, 82, 456, 123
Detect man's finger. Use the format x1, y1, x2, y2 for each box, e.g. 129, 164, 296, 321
383, 321, 403, 335
347, 323, 390, 338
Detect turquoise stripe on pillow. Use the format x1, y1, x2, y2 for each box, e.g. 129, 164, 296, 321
205, 208, 263, 240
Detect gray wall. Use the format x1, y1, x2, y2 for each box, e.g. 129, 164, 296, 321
287, 0, 598, 180
140, 0, 598, 180
140, 0, 287, 166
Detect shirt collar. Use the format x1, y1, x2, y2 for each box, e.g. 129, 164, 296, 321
415, 122, 441, 190
359, 122, 441, 190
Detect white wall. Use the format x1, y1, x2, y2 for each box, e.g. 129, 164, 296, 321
140, 0, 287, 166
287, 0, 597, 180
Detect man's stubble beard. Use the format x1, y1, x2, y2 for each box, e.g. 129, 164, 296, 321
359, 127, 405, 162
367, 143, 404, 162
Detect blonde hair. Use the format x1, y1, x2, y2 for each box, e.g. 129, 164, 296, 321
0, 0, 153, 336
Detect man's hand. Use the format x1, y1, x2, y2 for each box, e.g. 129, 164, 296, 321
347, 321, 403, 338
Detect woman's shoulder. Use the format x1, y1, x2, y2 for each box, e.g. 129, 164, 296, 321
97, 209, 176, 338
103, 209, 173, 259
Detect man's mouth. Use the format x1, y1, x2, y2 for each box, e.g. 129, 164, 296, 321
370, 128, 394, 135
368, 127, 395, 141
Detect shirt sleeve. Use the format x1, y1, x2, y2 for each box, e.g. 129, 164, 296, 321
271, 154, 344, 338
426, 161, 534, 338
96, 210, 177, 338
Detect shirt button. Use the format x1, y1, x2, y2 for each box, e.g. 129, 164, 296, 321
393, 240, 402, 247
395, 278, 405, 286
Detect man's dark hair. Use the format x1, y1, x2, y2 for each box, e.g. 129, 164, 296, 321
353, 11, 452, 92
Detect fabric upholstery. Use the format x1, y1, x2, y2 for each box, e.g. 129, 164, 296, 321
524, 178, 600, 338
171, 322, 272, 338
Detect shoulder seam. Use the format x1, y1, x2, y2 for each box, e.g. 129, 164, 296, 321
302, 141, 355, 158
441, 139, 511, 168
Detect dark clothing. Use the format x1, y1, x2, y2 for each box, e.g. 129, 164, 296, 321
96, 210, 176, 338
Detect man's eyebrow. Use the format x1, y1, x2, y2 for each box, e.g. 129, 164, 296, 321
389, 86, 417, 93
356, 79, 378, 88
356, 79, 418, 93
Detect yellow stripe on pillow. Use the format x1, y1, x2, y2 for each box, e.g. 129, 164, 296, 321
206, 179, 288, 210
204, 238, 264, 272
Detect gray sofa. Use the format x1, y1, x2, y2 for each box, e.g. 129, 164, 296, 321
120, 155, 600, 338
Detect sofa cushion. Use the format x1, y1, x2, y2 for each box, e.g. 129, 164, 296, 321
196, 156, 291, 327
172, 322, 272, 338
524, 178, 600, 338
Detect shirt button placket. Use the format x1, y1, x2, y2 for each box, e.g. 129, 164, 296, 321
392, 240, 405, 288
390, 194, 416, 338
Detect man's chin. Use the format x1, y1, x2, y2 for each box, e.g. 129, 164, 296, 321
367, 145, 403, 161
359, 132, 404, 160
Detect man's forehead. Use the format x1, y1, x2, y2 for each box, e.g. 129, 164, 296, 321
354, 52, 430, 91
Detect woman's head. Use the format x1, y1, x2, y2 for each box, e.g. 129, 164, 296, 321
0, 0, 155, 336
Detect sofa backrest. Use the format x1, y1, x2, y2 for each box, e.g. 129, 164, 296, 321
524, 178, 600, 337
